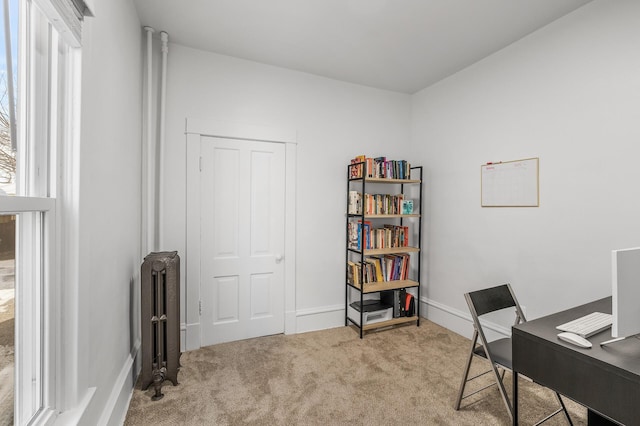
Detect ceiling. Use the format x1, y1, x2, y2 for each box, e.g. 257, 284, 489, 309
133, 0, 593, 94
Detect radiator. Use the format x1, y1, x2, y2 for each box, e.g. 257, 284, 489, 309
140, 251, 181, 400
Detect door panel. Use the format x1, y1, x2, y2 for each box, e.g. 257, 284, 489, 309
212, 148, 240, 258
200, 137, 285, 345
214, 276, 239, 324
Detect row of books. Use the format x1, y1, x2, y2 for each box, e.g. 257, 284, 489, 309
348, 221, 410, 251
349, 155, 412, 180
347, 253, 411, 285
348, 191, 415, 215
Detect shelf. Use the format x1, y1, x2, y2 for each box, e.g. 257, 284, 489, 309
347, 213, 420, 219
349, 279, 419, 294
349, 177, 421, 185
356, 246, 420, 256
361, 316, 419, 331
346, 162, 423, 338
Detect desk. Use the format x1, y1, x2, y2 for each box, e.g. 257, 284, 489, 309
512, 297, 640, 425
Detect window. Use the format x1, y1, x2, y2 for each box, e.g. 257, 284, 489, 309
1, 0, 85, 423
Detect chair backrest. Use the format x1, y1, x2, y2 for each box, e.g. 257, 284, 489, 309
465, 283, 526, 323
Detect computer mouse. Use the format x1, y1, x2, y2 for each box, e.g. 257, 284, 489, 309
557, 332, 592, 348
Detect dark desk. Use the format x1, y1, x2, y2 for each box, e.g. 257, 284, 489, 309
512, 297, 640, 425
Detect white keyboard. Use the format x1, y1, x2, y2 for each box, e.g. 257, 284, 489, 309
555, 312, 613, 338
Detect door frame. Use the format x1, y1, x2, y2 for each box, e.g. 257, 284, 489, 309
184, 118, 297, 351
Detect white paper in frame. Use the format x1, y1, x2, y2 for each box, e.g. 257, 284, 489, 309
481, 158, 539, 207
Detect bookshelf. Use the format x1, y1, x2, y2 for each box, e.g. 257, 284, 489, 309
345, 157, 422, 338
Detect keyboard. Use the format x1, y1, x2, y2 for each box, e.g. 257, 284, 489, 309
555, 312, 613, 338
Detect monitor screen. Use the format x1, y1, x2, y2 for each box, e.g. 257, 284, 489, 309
612, 247, 640, 338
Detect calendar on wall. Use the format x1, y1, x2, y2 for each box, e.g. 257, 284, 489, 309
481, 158, 539, 207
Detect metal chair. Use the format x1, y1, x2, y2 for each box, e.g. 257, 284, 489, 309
454, 284, 573, 425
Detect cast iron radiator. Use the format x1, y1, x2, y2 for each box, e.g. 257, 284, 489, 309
140, 251, 181, 400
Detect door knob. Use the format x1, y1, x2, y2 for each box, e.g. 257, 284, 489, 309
275, 254, 284, 263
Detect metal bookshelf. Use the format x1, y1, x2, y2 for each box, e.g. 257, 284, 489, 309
345, 161, 423, 338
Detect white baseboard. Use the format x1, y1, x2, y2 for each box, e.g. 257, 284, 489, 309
295, 304, 344, 334
182, 307, 339, 351
96, 340, 141, 426
179, 298, 509, 349
290, 299, 510, 339
289, 299, 507, 341
421, 297, 510, 341
285, 309, 296, 335
54, 387, 96, 426
184, 322, 200, 351
180, 323, 187, 352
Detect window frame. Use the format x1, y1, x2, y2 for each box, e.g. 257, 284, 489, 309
0, 0, 83, 422
2, 199, 56, 425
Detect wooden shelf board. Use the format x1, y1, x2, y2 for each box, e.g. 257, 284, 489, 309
348, 177, 420, 184
347, 247, 419, 255
366, 178, 421, 184
363, 214, 420, 219
363, 247, 419, 255
362, 316, 419, 331
350, 279, 419, 293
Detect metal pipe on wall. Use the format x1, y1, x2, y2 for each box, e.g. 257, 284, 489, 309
143, 26, 155, 253
158, 31, 168, 250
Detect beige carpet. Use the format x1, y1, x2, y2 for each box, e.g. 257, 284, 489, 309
125, 321, 586, 425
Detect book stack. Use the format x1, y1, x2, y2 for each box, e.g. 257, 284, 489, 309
350, 192, 414, 216
348, 190, 362, 214
349, 155, 366, 179
363, 193, 405, 215
347, 221, 409, 251
349, 155, 412, 180
347, 253, 410, 285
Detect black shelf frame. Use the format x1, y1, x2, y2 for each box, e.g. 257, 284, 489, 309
344, 162, 423, 338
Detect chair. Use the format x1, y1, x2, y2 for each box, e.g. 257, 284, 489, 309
454, 284, 573, 425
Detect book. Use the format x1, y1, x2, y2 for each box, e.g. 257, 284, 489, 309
347, 222, 359, 250
350, 155, 366, 179
402, 200, 413, 215
347, 220, 372, 250
348, 190, 362, 214
374, 157, 387, 178
359, 220, 372, 250
347, 261, 360, 285
371, 257, 384, 282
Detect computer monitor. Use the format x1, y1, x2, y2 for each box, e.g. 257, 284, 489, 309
611, 247, 640, 339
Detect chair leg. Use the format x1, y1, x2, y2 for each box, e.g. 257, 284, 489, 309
454, 329, 478, 410
488, 359, 513, 419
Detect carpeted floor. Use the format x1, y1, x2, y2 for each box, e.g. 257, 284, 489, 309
125, 321, 586, 425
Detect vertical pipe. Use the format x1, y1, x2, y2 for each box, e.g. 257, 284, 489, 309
158, 31, 168, 250
143, 26, 155, 253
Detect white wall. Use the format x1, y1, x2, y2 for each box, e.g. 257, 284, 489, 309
56, 0, 640, 420
411, 0, 640, 337
160, 45, 411, 338
74, 0, 143, 423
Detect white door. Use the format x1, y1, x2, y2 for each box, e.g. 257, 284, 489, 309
200, 137, 286, 345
